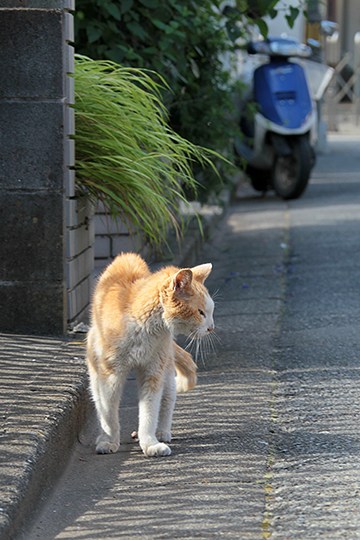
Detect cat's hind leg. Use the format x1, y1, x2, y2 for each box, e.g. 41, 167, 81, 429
90, 367, 125, 454
86, 335, 125, 454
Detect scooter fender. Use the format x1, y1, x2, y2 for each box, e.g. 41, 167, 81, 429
250, 111, 317, 168
256, 111, 317, 138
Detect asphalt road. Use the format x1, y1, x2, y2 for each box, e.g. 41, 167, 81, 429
21, 134, 360, 539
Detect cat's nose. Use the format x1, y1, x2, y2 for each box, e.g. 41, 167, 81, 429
207, 324, 215, 333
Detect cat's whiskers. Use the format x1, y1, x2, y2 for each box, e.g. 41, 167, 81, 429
185, 329, 203, 365
185, 327, 219, 368
210, 330, 221, 345
205, 331, 217, 356
211, 288, 222, 302
185, 329, 198, 351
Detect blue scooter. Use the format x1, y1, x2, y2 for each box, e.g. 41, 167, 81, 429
235, 37, 320, 200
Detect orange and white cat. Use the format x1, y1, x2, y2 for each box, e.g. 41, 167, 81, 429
86, 252, 214, 457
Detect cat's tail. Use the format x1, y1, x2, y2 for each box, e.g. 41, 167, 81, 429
174, 343, 197, 393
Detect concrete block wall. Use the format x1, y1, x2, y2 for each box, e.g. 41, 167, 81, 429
94, 205, 146, 272
66, 195, 94, 328
62, 2, 95, 327
0, 0, 93, 334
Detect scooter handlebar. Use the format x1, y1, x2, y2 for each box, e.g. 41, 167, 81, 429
247, 38, 311, 59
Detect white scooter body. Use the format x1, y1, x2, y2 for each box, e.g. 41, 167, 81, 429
249, 109, 318, 170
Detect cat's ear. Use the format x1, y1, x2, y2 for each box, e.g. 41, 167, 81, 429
172, 269, 193, 297
191, 263, 212, 283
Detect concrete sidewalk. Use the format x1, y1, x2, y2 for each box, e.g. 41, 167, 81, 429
17, 132, 360, 539
16, 193, 288, 540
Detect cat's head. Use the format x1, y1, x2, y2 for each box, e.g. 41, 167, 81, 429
160, 263, 214, 338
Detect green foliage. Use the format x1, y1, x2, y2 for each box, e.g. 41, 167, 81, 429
73, 55, 220, 247
74, 1, 301, 197
75, 1, 234, 147
74, 1, 241, 198
285, 6, 301, 29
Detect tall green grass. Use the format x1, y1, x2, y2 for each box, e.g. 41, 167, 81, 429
73, 55, 219, 247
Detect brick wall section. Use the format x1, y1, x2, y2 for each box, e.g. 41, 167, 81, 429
0, 1, 92, 334
62, 5, 94, 327
94, 204, 146, 272
66, 195, 94, 328
64, 10, 94, 328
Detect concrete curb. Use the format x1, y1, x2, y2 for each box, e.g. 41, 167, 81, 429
0, 192, 231, 540
0, 337, 89, 540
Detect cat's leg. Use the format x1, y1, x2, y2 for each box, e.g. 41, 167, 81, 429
88, 360, 126, 454
136, 367, 172, 457
157, 364, 176, 443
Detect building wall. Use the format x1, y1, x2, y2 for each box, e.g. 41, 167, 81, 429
342, 0, 360, 59
326, 0, 360, 63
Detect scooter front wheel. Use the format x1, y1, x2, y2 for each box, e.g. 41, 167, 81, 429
272, 136, 312, 200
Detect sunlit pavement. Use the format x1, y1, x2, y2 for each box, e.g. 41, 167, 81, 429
4, 132, 360, 539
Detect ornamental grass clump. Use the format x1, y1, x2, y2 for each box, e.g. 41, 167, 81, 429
73, 55, 218, 247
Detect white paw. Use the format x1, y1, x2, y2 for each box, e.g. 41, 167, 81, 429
142, 442, 171, 457
96, 437, 119, 454
156, 431, 172, 443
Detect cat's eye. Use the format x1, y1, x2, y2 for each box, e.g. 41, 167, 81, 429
198, 309, 205, 317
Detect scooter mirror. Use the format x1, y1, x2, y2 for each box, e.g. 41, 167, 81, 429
307, 38, 321, 50
247, 41, 270, 55
320, 20, 338, 37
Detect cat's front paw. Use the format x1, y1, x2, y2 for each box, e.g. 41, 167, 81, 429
156, 431, 172, 443
96, 436, 120, 454
142, 442, 171, 457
